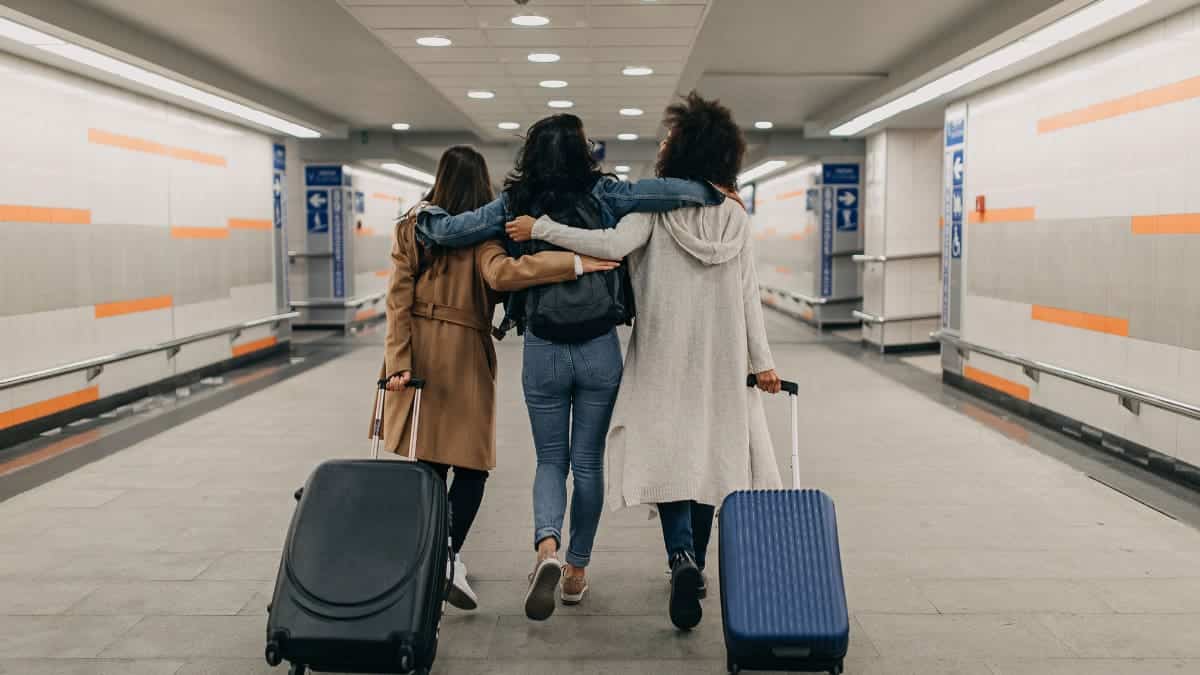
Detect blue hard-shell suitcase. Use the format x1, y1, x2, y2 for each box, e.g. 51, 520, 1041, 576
718, 377, 849, 674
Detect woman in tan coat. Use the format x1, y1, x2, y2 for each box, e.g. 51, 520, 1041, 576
380, 145, 618, 611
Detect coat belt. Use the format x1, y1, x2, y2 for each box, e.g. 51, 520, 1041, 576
411, 300, 489, 333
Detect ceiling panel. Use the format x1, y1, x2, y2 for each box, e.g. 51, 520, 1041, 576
339, 0, 714, 141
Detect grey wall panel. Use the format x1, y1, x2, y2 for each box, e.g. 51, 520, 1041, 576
355, 234, 391, 275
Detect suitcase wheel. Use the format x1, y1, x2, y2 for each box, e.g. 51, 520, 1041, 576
264, 641, 282, 667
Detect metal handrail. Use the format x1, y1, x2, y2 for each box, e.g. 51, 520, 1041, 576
852, 251, 941, 263
933, 331, 1200, 421
288, 251, 333, 259
853, 309, 941, 324
290, 292, 385, 309
831, 250, 865, 259
0, 311, 298, 391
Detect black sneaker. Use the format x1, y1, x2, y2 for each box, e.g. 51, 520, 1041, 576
665, 566, 708, 599
668, 551, 703, 630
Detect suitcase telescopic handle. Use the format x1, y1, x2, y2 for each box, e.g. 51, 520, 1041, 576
745, 374, 799, 395
746, 373, 802, 489
371, 376, 427, 461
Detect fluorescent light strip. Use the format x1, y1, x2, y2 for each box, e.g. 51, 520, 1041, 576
0, 18, 320, 138
737, 159, 787, 184
830, 0, 1150, 136
380, 162, 436, 186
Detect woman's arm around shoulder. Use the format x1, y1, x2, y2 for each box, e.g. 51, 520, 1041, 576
507, 211, 653, 261
414, 193, 510, 249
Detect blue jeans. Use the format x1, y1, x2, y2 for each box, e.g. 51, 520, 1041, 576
658, 500, 716, 570
523, 329, 622, 568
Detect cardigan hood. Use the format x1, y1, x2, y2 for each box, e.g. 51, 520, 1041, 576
658, 200, 748, 266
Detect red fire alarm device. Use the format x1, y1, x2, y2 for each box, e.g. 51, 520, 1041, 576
975, 195, 986, 214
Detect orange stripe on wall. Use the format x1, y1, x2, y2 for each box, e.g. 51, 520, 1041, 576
171, 226, 229, 239
1038, 75, 1200, 134
775, 189, 807, 201
0, 204, 92, 224
355, 227, 377, 237
228, 218, 272, 231
94, 295, 173, 319
1131, 213, 1200, 235
372, 192, 399, 201
968, 207, 1036, 224
355, 309, 378, 322
88, 128, 227, 167
0, 387, 100, 431
375, 270, 391, 278
232, 336, 278, 358
964, 365, 1030, 401
1031, 305, 1129, 336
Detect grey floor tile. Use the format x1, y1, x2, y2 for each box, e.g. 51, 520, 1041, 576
174, 659, 275, 675
197, 552, 281, 581
0, 615, 142, 658
1086, 578, 1200, 613
0, 580, 97, 615
100, 616, 266, 659
856, 659, 995, 675
0, 659, 184, 675
846, 577, 939, 614
487, 614, 724, 661
42, 551, 223, 581
916, 579, 1113, 614
68, 581, 262, 615
987, 658, 1200, 674
1037, 613, 1200, 658
856, 613, 1072, 659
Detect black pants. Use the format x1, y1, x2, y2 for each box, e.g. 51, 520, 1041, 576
421, 461, 489, 554
657, 500, 716, 570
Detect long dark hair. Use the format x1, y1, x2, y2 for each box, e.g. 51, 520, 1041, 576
504, 114, 604, 216
656, 91, 745, 190
425, 145, 494, 215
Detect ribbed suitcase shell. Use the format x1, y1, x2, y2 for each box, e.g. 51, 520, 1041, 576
719, 488, 849, 674
265, 459, 448, 674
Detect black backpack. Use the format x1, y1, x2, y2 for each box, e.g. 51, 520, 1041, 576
509, 193, 635, 343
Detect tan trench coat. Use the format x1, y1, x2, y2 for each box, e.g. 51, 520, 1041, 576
374, 214, 576, 470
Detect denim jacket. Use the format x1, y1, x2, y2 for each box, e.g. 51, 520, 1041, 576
414, 176, 724, 248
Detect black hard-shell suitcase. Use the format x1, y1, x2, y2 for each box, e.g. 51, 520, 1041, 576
718, 376, 850, 674
265, 378, 450, 675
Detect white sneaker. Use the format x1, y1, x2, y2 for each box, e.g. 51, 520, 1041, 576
446, 554, 478, 610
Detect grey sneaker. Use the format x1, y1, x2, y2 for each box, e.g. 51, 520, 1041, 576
524, 557, 562, 621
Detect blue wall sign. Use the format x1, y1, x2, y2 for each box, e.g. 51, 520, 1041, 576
951, 221, 963, 259
822, 163, 859, 185
354, 191, 365, 214
821, 187, 834, 297
951, 185, 963, 259
332, 189, 345, 297
305, 165, 344, 187
306, 189, 329, 233
273, 144, 286, 171
946, 118, 965, 147
835, 187, 859, 232
273, 175, 283, 230
952, 150, 964, 187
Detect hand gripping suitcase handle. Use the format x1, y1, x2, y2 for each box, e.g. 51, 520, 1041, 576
371, 377, 427, 461
746, 374, 802, 488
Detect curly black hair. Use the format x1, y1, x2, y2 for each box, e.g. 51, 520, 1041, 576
655, 91, 745, 189
504, 113, 605, 217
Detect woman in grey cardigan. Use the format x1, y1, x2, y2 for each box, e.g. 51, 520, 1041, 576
506, 92, 783, 631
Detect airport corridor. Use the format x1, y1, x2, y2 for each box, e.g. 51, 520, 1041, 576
2, 316, 1199, 675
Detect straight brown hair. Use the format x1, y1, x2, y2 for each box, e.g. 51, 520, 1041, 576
425, 145, 495, 215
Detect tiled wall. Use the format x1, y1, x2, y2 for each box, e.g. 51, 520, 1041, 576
0, 51, 282, 433
349, 169, 424, 311
861, 129, 942, 347
751, 165, 821, 304
952, 6, 1200, 464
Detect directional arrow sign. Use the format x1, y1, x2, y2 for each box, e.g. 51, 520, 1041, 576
838, 191, 857, 206
308, 192, 328, 209
952, 150, 964, 186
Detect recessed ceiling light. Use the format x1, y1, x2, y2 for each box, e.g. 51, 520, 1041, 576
619, 108, 644, 117
754, 121, 774, 129
416, 36, 452, 47
498, 122, 520, 130
547, 100, 574, 109
539, 80, 568, 89
617, 133, 638, 141
467, 90, 495, 99
392, 123, 411, 131
528, 52, 560, 63
738, 159, 788, 184
615, 165, 631, 172
622, 66, 654, 76
511, 14, 550, 27
381, 162, 436, 186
